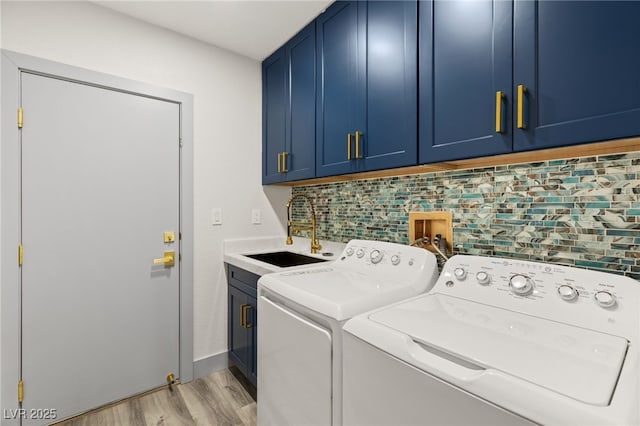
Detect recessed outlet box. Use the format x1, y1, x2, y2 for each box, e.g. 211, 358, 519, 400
409, 211, 453, 254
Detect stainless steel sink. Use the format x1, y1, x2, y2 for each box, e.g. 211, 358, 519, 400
244, 251, 329, 268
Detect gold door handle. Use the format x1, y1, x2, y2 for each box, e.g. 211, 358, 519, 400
355, 131, 363, 159
281, 152, 289, 173
153, 251, 175, 267
517, 84, 527, 129
495, 91, 504, 133
277, 153, 282, 173
347, 133, 353, 160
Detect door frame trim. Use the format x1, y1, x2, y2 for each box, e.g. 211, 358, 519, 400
1, 49, 194, 418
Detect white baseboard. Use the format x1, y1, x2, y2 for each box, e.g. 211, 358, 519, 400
193, 351, 229, 380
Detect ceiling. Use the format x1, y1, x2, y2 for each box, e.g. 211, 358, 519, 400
93, 0, 334, 61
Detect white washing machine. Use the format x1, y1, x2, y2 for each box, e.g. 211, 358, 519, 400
343, 255, 640, 426
257, 239, 439, 426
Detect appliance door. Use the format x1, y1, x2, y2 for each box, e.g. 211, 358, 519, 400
257, 296, 332, 426
364, 293, 628, 406
343, 332, 536, 426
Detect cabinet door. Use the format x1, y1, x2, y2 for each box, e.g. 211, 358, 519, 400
419, 0, 512, 164
514, 1, 640, 151
228, 285, 252, 380
262, 47, 287, 184
316, 1, 366, 177
365, 0, 418, 170
285, 21, 316, 181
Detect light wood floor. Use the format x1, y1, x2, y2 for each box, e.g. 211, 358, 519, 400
54, 368, 256, 426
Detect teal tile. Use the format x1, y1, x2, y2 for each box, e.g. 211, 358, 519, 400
292, 153, 640, 272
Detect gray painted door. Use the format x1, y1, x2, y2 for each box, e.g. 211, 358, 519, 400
20, 72, 180, 424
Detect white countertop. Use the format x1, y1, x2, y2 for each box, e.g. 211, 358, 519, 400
223, 235, 346, 276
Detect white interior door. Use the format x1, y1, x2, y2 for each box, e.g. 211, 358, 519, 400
20, 71, 180, 424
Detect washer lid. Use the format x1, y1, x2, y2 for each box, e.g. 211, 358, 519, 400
368, 294, 628, 406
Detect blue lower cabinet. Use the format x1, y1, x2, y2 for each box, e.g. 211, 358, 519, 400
514, 1, 640, 151
226, 264, 258, 385
419, 0, 513, 164
316, 1, 417, 177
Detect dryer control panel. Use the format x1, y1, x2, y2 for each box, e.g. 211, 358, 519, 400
338, 240, 435, 274
435, 255, 640, 339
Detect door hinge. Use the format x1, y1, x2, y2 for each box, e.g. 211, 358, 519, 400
18, 245, 23, 266
18, 380, 24, 403
17, 107, 23, 129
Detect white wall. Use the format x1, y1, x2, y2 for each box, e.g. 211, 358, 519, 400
1, 1, 290, 365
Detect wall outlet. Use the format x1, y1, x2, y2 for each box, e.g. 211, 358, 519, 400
251, 209, 261, 224
211, 208, 222, 226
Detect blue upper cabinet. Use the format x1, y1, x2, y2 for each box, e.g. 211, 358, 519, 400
285, 22, 316, 181
316, 1, 417, 177
514, 1, 640, 151
419, 0, 513, 164
262, 22, 316, 184
316, 1, 365, 177
262, 47, 286, 183
366, 1, 418, 171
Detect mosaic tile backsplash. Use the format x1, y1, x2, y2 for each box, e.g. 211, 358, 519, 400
291, 152, 640, 280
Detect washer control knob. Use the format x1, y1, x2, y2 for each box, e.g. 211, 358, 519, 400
557, 285, 578, 301
476, 271, 491, 285
391, 255, 401, 265
453, 267, 467, 281
594, 291, 617, 308
356, 249, 365, 259
370, 249, 384, 264
345, 247, 354, 256
509, 274, 534, 296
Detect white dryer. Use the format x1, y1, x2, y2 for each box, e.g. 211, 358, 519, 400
343, 255, 640, 426
257, 240, 439, 426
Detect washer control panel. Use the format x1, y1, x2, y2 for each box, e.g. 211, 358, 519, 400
436, 255, 640, 337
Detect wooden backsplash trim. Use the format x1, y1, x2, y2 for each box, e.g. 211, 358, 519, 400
278, 137, 640, 187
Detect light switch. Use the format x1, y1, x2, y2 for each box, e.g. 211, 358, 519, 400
211, 208, 222, 226
251, 209, 261, 224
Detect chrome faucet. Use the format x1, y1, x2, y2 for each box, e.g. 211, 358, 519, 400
286, 194, 322, 254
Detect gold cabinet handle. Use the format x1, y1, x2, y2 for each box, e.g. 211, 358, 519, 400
240, 304, 247, 328
244, 305, 252, 328
355, 131, 363, 159
282, 152, 289, 173
153, 251, 175, 267
517, 84, 527, 129
240, 304, 252, 328
277, 153, 282, 173
495, 91, 504, 133
347, 133, 353, 160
